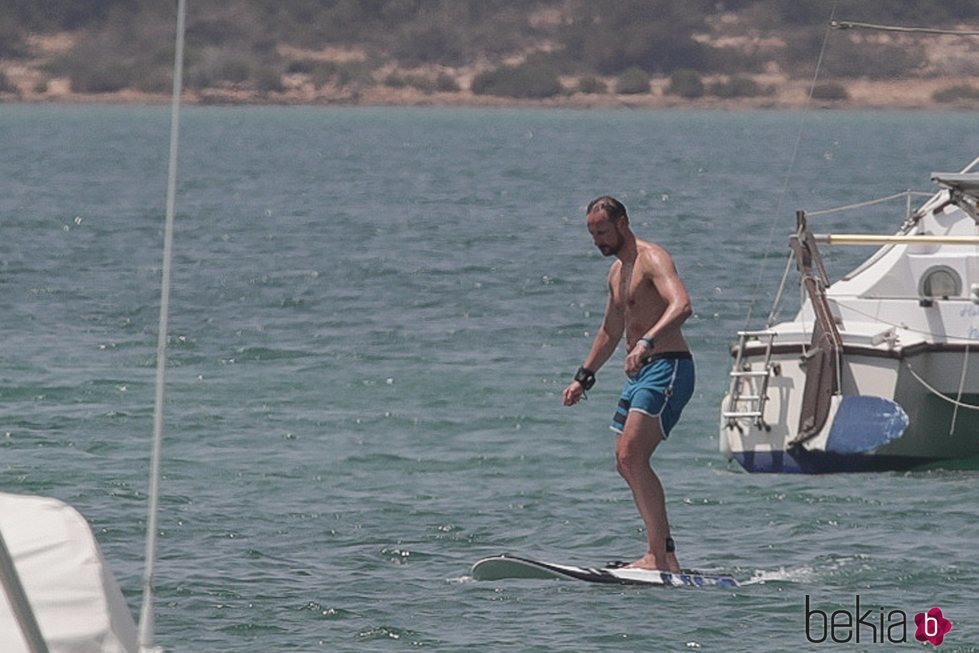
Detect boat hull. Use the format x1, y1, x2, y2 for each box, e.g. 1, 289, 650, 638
721, 346, 979, 473
730, 449, 935, 474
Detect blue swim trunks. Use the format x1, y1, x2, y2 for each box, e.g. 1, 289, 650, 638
610, 352, 695, 437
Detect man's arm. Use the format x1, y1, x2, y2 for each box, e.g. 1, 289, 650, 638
645, 247, 693, 337
563, 281, 624, 406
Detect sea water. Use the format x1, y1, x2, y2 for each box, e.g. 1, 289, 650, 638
1, 105, 977, 651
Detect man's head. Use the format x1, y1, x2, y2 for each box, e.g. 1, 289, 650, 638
586, 195, 629, 257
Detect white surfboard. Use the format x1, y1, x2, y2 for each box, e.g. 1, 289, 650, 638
470, 554, 739, 588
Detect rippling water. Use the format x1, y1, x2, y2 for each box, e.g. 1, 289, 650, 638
1, 105, 977, 651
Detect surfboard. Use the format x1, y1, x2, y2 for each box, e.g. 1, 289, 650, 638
470, 554, 739, 588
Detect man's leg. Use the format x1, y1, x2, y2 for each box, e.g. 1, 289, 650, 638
614, 409, 680, 572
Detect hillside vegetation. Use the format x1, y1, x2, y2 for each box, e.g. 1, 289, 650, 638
1, 0, 978, 106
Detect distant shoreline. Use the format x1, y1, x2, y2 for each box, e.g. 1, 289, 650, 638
4, 14, 978, 113
4, 29, 976, 112
3, 57, 976, 111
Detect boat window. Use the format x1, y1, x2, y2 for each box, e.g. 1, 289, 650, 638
919, 265, 962, 299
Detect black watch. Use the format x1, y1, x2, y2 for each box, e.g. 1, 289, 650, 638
574, 367, 596, 391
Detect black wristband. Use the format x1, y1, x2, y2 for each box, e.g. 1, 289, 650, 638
574, 367, 596, 391
639, 336, 654, 350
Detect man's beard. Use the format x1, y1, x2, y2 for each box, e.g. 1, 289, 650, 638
598, 238, 621, 257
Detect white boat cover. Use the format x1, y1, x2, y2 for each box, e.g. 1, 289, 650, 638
0, 493, 138, 652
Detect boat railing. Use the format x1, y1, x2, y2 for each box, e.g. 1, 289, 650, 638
803, 190, 932, 219
723, 329, 779, 430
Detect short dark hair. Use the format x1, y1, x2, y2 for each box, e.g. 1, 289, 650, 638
587, 196, 627, 222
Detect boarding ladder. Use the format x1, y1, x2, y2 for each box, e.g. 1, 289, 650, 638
723, 330, 778, 430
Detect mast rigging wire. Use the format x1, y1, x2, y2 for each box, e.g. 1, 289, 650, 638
138, 0, 186, 650
743, 2, 839, 329
832, 20, 979, 36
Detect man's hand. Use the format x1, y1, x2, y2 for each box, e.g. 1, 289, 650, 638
624, 342, 649, 378
562, 381, 585, 406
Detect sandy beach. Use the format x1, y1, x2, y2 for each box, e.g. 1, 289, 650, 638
4, 68, 976, 110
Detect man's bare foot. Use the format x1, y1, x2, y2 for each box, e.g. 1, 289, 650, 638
623, 552, 681, 573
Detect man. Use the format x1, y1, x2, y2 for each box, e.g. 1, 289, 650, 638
562, 196, 694, 572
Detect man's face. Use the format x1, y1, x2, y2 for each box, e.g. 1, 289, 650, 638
587, 214, 623, 257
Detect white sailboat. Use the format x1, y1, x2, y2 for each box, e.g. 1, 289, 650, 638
721, 158, 979, 472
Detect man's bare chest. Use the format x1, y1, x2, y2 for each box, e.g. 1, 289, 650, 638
613, 265, 648, 308
612, 264, 665, 315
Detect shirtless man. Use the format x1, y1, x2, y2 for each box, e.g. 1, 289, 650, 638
562, 196, 694, 572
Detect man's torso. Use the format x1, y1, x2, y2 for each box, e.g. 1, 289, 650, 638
609, 240, 689, 353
